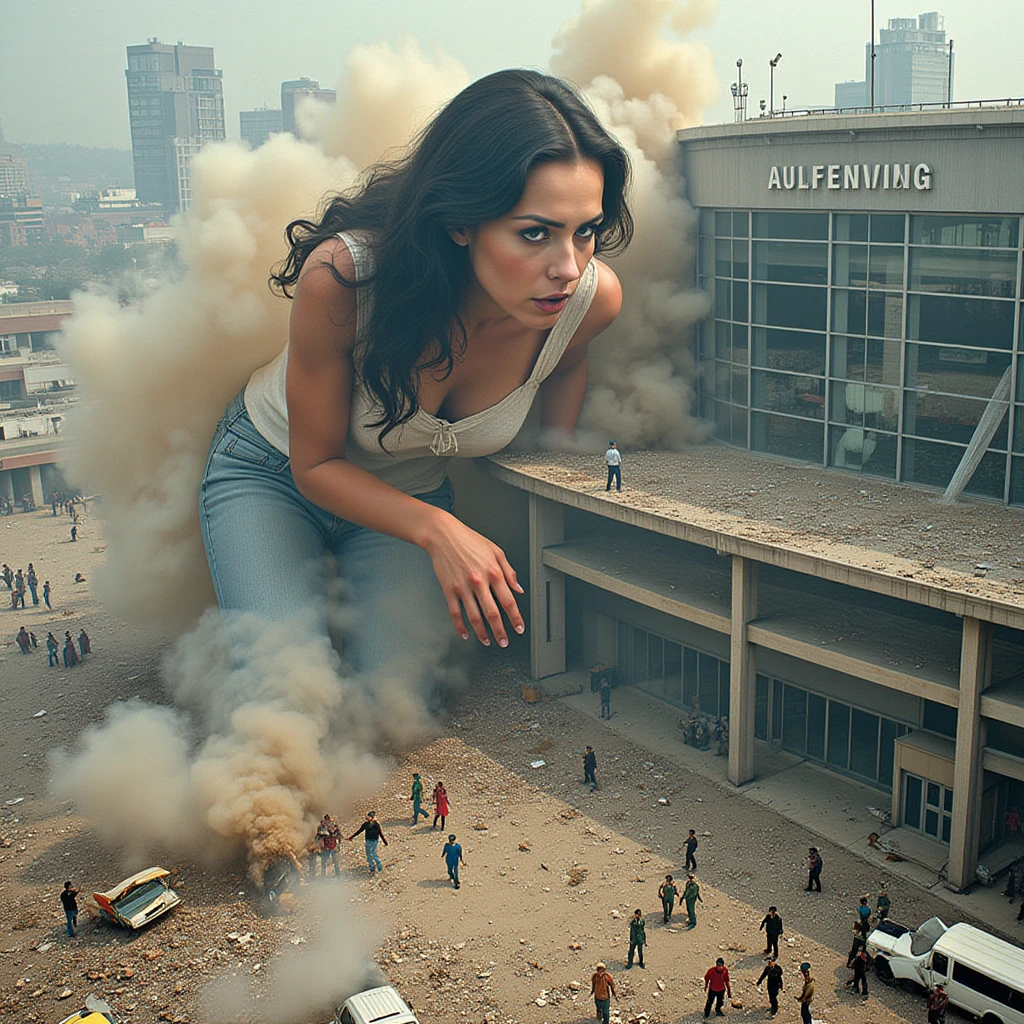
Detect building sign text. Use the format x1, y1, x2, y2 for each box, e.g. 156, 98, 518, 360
767, 163, 933, 191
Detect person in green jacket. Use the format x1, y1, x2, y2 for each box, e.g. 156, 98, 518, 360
410, 773, 430, 825
684, 873, 703, 929
659, 874, 679, 924
627, 909, 647, 969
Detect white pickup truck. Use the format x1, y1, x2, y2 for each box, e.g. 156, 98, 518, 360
866, 917, 1024, 1024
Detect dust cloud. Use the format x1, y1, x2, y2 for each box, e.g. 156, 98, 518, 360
53, 0, 716, 923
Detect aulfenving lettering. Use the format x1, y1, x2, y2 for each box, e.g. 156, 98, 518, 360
767, 163, 932, 190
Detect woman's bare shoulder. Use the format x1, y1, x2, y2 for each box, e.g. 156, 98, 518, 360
565, 258, 623, 352
291, 236, 359, 355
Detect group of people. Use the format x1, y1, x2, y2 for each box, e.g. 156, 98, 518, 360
51, 491, 83, 520
409, 773, 450, 829
15, 626, 90, 665
3, 562, 52, 610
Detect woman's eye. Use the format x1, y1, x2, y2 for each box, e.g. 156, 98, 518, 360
576, 224, 596, 239
520, 227, 547, 243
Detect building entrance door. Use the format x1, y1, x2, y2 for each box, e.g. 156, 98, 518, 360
903, 773, 953, 843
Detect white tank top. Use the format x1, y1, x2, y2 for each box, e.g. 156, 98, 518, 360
245, 230, 599, 496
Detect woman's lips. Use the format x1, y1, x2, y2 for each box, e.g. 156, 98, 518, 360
532, 295, 568, 314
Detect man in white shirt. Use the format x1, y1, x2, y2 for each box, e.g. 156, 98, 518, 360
605, 441, 622, 492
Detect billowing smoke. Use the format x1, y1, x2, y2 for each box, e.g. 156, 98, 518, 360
54, 0, 716, 894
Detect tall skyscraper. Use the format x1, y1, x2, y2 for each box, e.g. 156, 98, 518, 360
125, 40, 226, 213
0, 122, 30, 198
240, 107, 284, 149
835, 11, 953, 109
280, 78, 337, 138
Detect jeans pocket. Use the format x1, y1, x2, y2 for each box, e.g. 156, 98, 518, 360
217, 431, 291, 473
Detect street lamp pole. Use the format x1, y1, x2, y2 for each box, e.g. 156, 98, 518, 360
769, 53, 782, 116
731, 59, 748, 122
947, 39, 954, 107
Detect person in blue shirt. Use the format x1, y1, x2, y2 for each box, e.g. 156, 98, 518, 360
442, 834, 466, 889
856, 895, 872, 934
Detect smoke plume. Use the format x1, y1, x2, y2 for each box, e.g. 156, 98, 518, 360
54, 0, 716, 885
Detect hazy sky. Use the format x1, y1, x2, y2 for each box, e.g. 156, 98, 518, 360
2, 0, 1022, 149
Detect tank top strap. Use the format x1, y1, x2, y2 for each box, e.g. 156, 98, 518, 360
528, 258, 600, 385
336, 230, 374, 343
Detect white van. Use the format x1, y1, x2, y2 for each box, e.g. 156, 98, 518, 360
866, 917, 1024, 1024
333, 986, 419, 1024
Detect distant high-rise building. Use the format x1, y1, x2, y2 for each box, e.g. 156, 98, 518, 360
125, 40, 226, 213
834, 11, 953, 109
240, 107, 284, 149
0, 123, 30, 198
281, 78, 336, 138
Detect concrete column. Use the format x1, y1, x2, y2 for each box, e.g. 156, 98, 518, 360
947, 616, 992, 890
728, 555, 758, 786
28, 464, 45, 506
0, 470, 13, 504
528, 494, 565, 680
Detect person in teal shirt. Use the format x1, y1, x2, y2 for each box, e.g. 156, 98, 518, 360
442, 834, 465, 889
410, 773, 429, 825
627, 909, 646, 968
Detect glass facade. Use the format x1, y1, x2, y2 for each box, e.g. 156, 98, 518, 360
613, 617, 910, 789
698, 210, 1024, 504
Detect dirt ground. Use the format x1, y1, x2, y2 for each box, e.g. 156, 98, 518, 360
0, 507, 995, 1024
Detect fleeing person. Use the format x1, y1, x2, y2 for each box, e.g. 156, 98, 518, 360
347, 811, 388, 874
46, 632, 59, 667
797, 963, 814, 1024
805, 847, 822, 892
658, 874, 678, 924
16, 626, 30, 654
70, 524, 77, 542
604, 441, 622, 492
927, 984, 949, 1024
410, 772, 430, 824
849, 946, 869, 999
626, 908, 646, 969
60, 881, 79, 938
43, 580, 51, 609
26, 564, 38, 605
442, 833, 465, 889
317, 813, 341, 877
78, 629, 91, 658
756, 955, 784, 1016
432, 781, 449, 830
703, 957, 731, 1018
760, 905, 783, 958
197, 71, 628, 690
583, 745, 598, 790
685, 829, 699, 871
591, 962, 617, 1024
684, 873, 703, 929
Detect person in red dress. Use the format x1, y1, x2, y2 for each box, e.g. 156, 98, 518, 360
432, 782, 449, 830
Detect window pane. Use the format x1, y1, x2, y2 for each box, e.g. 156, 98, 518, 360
901, 438, 1008, 498
925, 808, 939, 836
733, 238, 749, 278
715, 319, 730, 360
943, 788, 954, 813
730, 405, 748, 443
752, 241, 828, 285
904, 390, 1008, 448
648, 635, 664, 698
865, 339, 902, 385
715, 211, 732, 236
850, 708, 880, 779
715, 279, 731, 318
868, 245, 905, 288
665, 641, 682, 704
831, 288, 867, 335
751, 412, 824, 461
941, 814, 951, 843
807, 694, 826, 759
733, 280, 748, 322
926, 782, 940, 806
699, 653, 719, 715
772, 678, 783, 739
732, 366, 748, 405
868, 292, 903, 338
756, 674, 769, 740
870, 214, 905, 243
827, 703, 851, 767
829, 425, 898, 478
832, 244, 867, 287
909, 246, 1018, 298
834, 213, 868, 242
632, 627, 647, 683
782, 684, 807, 753
830, 382, 899, 431
732, 322, 749, 361
753, 369, 825, 419
907, 294, 1015, 350
830, 335, 866, 380
683, 646, 698, 706
912, 215, 1019, 248
905, 345, 1011, 398
716, 237, 732, 276
879, 719, 900, 788
752, 327, 825, 375
752, 211, 829, 240
752, 283, 828, 331
732, 211, 749, 237
904, 774, 922, 829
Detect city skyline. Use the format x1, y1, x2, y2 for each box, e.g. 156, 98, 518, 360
2, 0, 1023, 150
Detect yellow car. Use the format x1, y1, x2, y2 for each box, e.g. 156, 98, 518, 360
58, 994, 117, 1023
91, 867, 181, 930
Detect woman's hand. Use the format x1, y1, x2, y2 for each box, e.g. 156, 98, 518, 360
421, 510, 525, 646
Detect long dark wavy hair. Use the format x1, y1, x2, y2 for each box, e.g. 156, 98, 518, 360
270, 68, 633, 444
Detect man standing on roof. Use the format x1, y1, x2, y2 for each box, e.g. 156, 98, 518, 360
60, 881, 79, 938
604, 441, 622, 492
591, 962, 617, 1024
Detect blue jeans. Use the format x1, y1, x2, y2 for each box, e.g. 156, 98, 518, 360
199, 391, 455, 679
65, 909, 77, 937
447, 861, 460, 886
365, 838, 383, 872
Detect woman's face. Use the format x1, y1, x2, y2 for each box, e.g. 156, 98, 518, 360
453, 158, 605, 329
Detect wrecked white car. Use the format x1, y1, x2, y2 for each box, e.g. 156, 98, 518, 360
91, 867, 181, 930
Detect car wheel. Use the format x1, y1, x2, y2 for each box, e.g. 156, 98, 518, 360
874, 957, 894, 983
981, 1014, 1003, 1024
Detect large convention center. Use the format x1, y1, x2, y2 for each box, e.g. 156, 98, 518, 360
475, 104, 1024, 895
